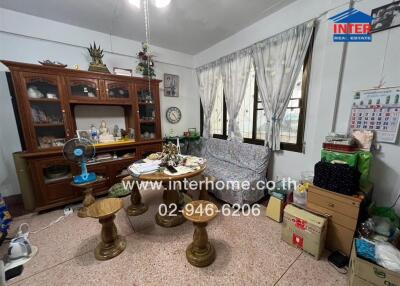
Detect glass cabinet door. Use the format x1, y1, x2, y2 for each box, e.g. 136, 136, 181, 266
23, 74, 69, 150
67, 77, 99, 99
105, 80, 131, 100
136, 84, 157, 140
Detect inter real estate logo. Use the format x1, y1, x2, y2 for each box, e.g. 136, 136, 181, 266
329, 8, 372, 42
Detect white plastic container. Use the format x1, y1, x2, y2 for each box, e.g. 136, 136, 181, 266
293, 184, 308, 208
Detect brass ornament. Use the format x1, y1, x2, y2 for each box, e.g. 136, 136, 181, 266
87, 42, 110, 73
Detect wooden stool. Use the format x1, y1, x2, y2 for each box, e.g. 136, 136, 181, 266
183, 200, 219, 267
71, 179, 99, 218
86, 198, 127, 261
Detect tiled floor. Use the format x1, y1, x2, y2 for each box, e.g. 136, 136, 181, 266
2, 189, 349, 286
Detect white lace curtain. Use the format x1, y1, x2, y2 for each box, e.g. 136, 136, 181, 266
197, 20, 314, 149
197, 65, 222, 138
220, 51, 253, 141
253, 20, 314, 150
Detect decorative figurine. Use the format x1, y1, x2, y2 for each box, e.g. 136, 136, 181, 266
98, 120, 114, 143
120, 129, 128, 140
27, 86, 44, 99
87, 42, 110, 73
128, 128, 135, 139
99, 120, 109, 136
160, 143, 182, 167
90, 124, 98, 143
113, 125, 120, 138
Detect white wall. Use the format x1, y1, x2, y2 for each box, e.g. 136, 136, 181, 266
0, 8, 199, 196
194, 0, 400, 209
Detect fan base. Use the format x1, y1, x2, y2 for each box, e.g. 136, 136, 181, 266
73, 173, 97, 185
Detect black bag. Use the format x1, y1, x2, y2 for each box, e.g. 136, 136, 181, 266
313, 161, 360, 195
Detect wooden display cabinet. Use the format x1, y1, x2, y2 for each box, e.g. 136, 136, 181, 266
3, 60, 163, 211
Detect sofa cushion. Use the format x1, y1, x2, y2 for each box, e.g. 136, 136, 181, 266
204, 157, 264, 190
205, 138, 269, 174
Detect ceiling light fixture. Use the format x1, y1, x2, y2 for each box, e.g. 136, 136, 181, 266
153, 0, 171, 8
129, 0, 141, 8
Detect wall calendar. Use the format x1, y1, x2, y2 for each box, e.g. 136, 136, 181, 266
349, 87, 400, 143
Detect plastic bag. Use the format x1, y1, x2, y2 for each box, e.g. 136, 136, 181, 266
321, 150, 358, 167
357, 151, 372, 188
375, 241, 400, 273
293, 183, 308, 208
372, 207, 400, 229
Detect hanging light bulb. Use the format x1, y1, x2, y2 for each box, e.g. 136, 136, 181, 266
129, 0, 141, 8
153, 0, 171, 8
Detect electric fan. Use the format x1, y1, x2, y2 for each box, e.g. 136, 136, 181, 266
63, 138, 97, 184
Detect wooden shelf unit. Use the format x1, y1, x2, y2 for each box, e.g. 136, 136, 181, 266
3, 60, 163, 211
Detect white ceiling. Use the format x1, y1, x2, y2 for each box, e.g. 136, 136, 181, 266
0, 0, 295, 55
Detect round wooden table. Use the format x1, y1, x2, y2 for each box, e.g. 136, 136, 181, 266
123, 164, 206, 228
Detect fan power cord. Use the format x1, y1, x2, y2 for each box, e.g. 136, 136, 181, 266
16, 207, 74, 236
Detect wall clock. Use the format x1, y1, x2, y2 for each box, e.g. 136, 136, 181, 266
166, 107, 182, 124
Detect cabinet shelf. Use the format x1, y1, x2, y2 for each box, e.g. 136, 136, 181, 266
138, 102, 155, 105
140, 120, 155, 124
34, 123, 65, 127
29, 98, 60, 103
44, 174, 73, 185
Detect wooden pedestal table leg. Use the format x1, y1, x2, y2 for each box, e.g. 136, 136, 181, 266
86, 198, 126, 261
127, 182, 148, 216
71, 181, 97, 218
155, 181, 186, 227
183, 200, 219, 267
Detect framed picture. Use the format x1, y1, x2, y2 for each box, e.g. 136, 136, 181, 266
164, 73, 179, 97
76, 130, 92, 141
371, 1, 400, 33
113, 68, 132, 76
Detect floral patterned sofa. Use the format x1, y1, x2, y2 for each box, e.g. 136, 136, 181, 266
187, 137, 271, 205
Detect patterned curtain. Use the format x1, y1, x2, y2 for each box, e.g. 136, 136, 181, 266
196, 65, 222, 138
220, 50, 253, 141
252, 20, 314, 150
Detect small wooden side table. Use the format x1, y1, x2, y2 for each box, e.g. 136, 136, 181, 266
86, 198, 127, 261
183, 200, 219, 267
71, 179, 102, 218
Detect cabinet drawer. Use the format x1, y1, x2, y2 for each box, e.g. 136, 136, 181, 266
45, 181, 76, 203
308, 202, 357, 230
308, 191, 359, 219
326, 222, 355, 256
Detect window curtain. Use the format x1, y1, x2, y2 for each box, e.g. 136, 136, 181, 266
252, 20, 314, 150
197, 65, 222, 138
220, 51, 253, 141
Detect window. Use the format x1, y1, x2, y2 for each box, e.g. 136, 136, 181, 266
209, 83, 224, 136
201, 35, 313, 152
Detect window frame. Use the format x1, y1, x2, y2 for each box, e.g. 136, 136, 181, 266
200, 32, 314, 152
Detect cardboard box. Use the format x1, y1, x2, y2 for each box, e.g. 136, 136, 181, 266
350, 240, 400, 286
266, 196, 284, 222
281, 204, 327, 260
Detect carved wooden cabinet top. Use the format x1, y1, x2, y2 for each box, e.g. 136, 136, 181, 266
2, 60, 163, 155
